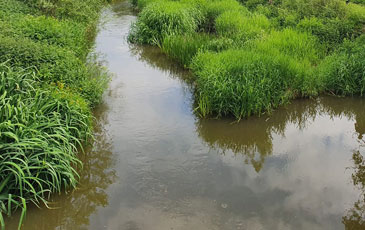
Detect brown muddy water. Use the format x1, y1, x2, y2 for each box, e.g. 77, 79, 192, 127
5, 1, 365, 230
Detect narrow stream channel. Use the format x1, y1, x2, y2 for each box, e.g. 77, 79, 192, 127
6, 1, 365, 229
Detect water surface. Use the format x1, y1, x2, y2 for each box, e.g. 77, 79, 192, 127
6, 1, 365, 229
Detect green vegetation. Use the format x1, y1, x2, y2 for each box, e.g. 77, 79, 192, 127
319, 35, 365, 96
162, 33, 233, 67
128, 1, 204, 45
0, 0, 109, 229
215, 11, 270, 42
130, 0, 365, 119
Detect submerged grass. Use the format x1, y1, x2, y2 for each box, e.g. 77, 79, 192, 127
0, 0, 109, 229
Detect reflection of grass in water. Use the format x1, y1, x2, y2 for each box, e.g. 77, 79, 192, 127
197, 97, 365, 172
197, 98, 320, 172
319, 96, 365, 142
4, 102, 117, 230
343, 150, 365, 230
129, 43, 194, 84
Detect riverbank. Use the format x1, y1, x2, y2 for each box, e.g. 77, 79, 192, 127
129, 0, 365, 119
0, 0, 110, 229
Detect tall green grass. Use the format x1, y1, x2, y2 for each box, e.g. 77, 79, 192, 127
318, 35, 365, 96
191, 49, 316, 119
201, 0, 248, 32
215, 11, 270, 42
0, 36, 108, 106
0, 63, 92, 229
0, 0, 109, 229
162, 33, 234, 67
249, 28, 324, 63
128, 1, 203, 45
129, 0, 365, 119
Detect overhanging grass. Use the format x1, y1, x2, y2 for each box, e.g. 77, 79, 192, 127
0, 63, 92, 229
0, 0, 109, 229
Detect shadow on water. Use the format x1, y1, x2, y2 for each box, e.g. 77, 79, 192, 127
5, 102, 117, 230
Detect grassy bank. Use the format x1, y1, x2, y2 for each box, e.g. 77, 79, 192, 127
0, 0, 109, 229
129, 0, 365, 119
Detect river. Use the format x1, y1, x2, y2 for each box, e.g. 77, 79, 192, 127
5, 1, 365, 229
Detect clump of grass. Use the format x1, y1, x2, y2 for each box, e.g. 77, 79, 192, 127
0, 0, 109, 228
215, 10, 270, 42
0, 63, 92, 229
352, 0, 365, 5
201, 0, 248, 32
17, 15, 89, 58
1, 14, 89, 59
0, 0, 36, 15
132, 0, 161, 10
281, 0, 347, 19
128, 1, 203, 45
162, 33, 212, 67
250, 28, 324, 63
0, 36, 108, 106
22, 0, 108, 23
318, 35, 365, 96
162, 33, 234, 67
129, 0, 365, 120
191, 49, 314, 119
